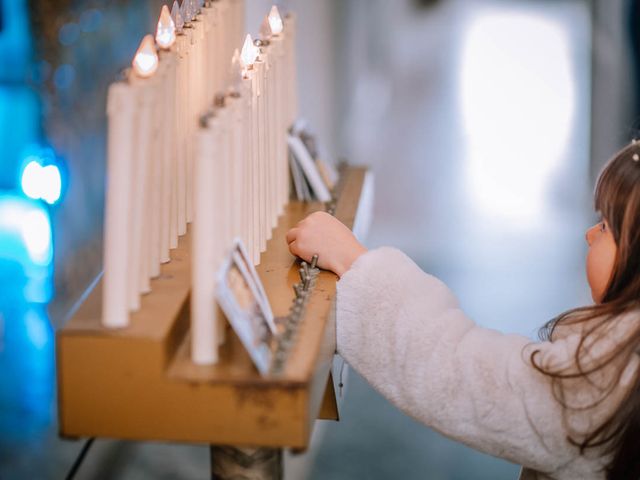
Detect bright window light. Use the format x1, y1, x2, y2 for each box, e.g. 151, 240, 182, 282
458, 9, 575, 226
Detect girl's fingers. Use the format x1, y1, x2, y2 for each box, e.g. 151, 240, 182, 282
288, 240, 299, 257
286, 228, 299, 245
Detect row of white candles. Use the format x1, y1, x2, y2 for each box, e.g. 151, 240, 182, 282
102, 0, 299, 368
192, 11, 298, 364
102, 0, 245, 329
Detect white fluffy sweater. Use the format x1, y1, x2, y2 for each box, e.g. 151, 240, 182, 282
336, 247, 638, 480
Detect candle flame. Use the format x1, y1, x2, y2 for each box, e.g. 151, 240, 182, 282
171, 1, 184, 31
132, 35, 159, 78
240, 34, 259, 70
156, 5, 176, 49
268, 6, 284, 36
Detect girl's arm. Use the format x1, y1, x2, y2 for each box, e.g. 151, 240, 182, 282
286, 212, 614, 477
337, 246, 608, 476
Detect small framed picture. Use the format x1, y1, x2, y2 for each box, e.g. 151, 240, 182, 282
288, 134, 332, 202
231, 238, 276, 333
216, 239, 277, 375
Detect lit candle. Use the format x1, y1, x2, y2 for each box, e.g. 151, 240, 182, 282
257, 32, 278, 234
253, 51, 267, 253
267, 6, 288, 215
228, 53, 245, 245
172, 2, 188, 236
129, 35, 160, 307
181, 0, 196, 224
156, 5, 177, 264
240, 34, 261, 264
235, 50, 255, 263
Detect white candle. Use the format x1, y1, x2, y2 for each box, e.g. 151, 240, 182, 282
157, 6, 178, 261
217, 103, 232, 346
257, 41, 274, 238
240, 74, 256, 263
228, 93, 243, 243
263, 40, 277, 232
218, 0, 229, 89
268, 6, 287, 215
171, 2, 187, 239
211, 2, 223, 93
194, 5, 206, 111
217, 97, 233, 248
192, 110, 220, 365
129, 35, 160, 306
252, 55, 266, 253
200, 3, 213, 102
232, 48, 250, 253
240, 34, 261, 264
182, 1, 196, 224
147, 94, 162, 278
102, 81, 136, 329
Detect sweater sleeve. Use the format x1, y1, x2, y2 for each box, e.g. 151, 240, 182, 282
336, 247, 606, 475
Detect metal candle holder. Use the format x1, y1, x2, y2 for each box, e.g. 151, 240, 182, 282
271, 254, 321, 375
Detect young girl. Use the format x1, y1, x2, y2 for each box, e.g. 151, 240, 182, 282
285, 143, 640, 480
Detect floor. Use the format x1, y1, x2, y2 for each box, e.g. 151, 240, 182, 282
0, 0, 594, 479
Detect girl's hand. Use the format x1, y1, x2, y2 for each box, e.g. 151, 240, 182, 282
286, 211, 367, 277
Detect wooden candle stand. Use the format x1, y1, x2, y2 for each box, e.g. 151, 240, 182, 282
57, 166, 367, 450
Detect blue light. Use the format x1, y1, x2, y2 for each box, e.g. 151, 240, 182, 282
53, 64, 75, 90
79, 9, 103, 33
21, 160, 62, 205
58, 22, 81, 46
0, 195, 53, 268
0, 194, 53, 304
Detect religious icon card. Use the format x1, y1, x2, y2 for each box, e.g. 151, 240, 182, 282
216, 239, 276, 375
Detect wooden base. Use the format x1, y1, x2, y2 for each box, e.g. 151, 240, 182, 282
57, 166, 366, 448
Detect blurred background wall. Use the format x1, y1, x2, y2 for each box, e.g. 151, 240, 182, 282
2, 0, 640, 479
590, 0, 637, 179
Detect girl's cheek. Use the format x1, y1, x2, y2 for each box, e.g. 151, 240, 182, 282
586, 248, 598, 301
585, 239, 617, 303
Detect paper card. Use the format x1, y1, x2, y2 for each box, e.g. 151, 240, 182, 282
216, 241, 277, 375
316, 158, 337, 190
289, 149, 306, 201
290, 117, 308, 136
287, 135, 332, 202
231, 238, 276, 333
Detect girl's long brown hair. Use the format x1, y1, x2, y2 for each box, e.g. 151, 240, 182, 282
532, 143, 640, 479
